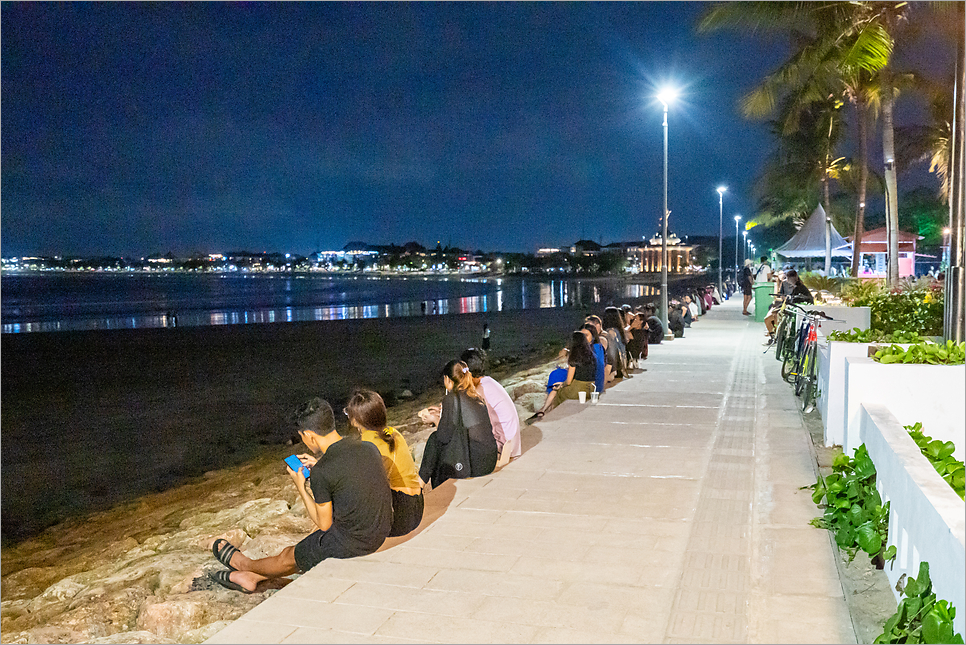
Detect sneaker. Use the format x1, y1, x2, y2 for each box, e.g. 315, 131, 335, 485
763, 336, 774, 347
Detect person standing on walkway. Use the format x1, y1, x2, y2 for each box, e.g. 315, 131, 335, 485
755, 256, 773, 284
741, 259, 754, 315
207, 398, 391, 593
481, 323, 491, 351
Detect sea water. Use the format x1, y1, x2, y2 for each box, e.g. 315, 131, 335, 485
1, 272, 661, 333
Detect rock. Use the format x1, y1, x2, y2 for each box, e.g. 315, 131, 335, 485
135, 592, 249, 641
180, 619, 232, 644
1, 567, 63, 602
508, 380, 547, 399
515, 392, 547, 413
240, 533, 306, 560
14, 584, 153, 643
245, 514, 314, 539
88, 630, 176, 644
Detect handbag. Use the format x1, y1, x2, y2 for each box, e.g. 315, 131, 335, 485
439, 393, 472, 480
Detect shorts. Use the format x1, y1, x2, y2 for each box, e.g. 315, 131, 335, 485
742, 283, 753, 296
293, 528, 362, 572
389, 490, 424, 537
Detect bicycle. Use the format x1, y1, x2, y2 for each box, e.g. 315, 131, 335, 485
780, 306, 836, 413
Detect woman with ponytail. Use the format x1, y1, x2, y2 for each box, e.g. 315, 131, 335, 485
345, 389, 423, 537
418, 360, 497, 489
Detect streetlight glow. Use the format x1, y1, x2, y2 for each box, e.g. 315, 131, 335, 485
657, 88, 677, 340
657, 88, 679, 107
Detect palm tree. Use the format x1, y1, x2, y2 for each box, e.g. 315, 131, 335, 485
699, 1, 898, 280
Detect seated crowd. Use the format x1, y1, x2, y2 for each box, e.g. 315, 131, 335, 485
206, 293, 722, 592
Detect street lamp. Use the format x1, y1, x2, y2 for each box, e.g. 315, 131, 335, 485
742, 230, 748, 265
658, 88, 677, 341
734, 215, 741, 287
943, 227, 952, 267
717, 186, 727, 299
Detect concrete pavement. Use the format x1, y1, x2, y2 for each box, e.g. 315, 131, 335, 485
207, 297, 856, 644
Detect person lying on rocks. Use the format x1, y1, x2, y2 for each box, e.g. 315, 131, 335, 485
526, 329, 597, 424
460, 347, 521, 462
208, 397, 391, 593
346, 388, 424, 537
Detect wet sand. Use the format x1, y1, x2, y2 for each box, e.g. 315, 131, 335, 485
1, 305, 612, 544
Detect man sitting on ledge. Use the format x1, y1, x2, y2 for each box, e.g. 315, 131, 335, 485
207, 398, 391, 593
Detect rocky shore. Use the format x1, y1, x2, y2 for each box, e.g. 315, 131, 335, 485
0, 351, 561, 644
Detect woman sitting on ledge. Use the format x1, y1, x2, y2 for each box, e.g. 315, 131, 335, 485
346, 389, 424, 537
418, 360, 498, 490
526, 329, 597, 424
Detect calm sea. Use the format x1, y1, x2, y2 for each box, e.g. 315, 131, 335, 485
1, 273, 661, 333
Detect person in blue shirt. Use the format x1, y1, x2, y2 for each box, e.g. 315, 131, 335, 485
582, 322, 606, 395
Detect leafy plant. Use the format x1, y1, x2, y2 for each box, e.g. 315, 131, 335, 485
872, 341, 966, 365
810, 445, 896, 566
875, 562, 964, 644
827, 327, 924, 344
905, 422, 966, 500
800, 271, 844, 295
841, 280, 944, 336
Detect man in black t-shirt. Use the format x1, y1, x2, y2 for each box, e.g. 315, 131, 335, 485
207, 398, 391, 593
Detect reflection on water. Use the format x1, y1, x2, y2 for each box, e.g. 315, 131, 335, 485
2, 275, 661, 334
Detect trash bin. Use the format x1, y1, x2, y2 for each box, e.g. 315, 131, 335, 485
753, 282, 775, 322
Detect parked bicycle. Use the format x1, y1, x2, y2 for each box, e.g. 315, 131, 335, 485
769, 300, 836, 413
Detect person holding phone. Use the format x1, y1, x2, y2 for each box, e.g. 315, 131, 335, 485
345, 389, 424, 537
207, 397, 391, 593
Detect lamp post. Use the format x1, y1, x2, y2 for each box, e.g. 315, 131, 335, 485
717, 186, 727, 298
734, 215, 741, 288
658, 89, 677, 341
742, 230, 748, 265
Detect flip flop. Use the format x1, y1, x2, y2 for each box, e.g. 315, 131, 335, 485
208, 568, 252, 594
525, 411, 544, 425
211, 538, 239, 571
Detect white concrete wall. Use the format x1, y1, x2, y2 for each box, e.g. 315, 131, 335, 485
812, 305, 871, 336
818, 340, 883, 447
843, 357, 966, 459
860, 403, 965, 636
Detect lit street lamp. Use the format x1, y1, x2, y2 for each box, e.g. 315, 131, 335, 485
734, 215, 741, 286
742, 230, 748, 265
658, 88, 677, 341
717, 186, 727, 299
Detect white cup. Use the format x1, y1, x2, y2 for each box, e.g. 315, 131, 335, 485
590, 392, 599, 404
578, 391, 587, 404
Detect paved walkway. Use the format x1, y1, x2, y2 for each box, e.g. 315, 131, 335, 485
207, 298, 856, 644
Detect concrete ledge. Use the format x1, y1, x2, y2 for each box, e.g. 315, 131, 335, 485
859, 403, 966, 636
843, 357, 965, 459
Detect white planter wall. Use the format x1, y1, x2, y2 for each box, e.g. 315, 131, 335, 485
860, 403, 965, 636
812, 305, 871, 336
843, 357, 966, 459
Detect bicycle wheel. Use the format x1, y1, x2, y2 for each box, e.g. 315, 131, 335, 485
781, 350, 798, 382
801, 374, 817, 413
774, 315, 791, 360
795, 342, 816, 397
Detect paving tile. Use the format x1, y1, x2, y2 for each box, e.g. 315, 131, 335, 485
757, 594, 856, 643
205, 619, 297, 644
305, 560, 440, 589
529, 625, 643, 644
276, 574, 356, 603
509, 556, 644, 585
471, 594, 628, 633
240, 597, 394, 634
423, 568, 566, 601
332, 581, 486, 617
374, 612, 540, 644
280, 626, 428, 644
662, 610, 747, 642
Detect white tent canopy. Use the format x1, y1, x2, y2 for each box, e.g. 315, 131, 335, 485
774, 204, 852, 258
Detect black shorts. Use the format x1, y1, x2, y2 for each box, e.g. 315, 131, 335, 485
294, 528, 358, 572
742, 283, 753, 296
389, 490, 424, 537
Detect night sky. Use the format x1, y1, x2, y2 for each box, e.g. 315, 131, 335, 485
0, 2, 952, 257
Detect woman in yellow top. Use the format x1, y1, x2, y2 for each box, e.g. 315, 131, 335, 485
345, 389, 424, 537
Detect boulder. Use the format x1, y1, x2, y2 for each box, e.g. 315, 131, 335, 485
515, 392, 547, 413
180, 620, 233, 644
240, 533, 307, 560
135, 592, 249, 641
88, 630, 176, 644
508, 380, 547, 399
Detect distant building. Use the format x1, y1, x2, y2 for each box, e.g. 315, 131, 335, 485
570, 240, 602, 256
641, 233, 695, 273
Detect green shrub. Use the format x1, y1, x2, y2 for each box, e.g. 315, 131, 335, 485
905, 422, 965, 500
872, 341, 966, 365
799, 271, 844, 294
809, 445, 895, 565
875, 562, 963, 644
827, 328, 924, 344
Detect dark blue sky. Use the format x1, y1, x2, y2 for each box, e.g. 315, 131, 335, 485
0, 2, 950, 256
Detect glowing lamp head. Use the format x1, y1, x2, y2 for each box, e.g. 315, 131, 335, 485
717, 186, 727, 196
657, 89, 678, 108
734, 215, 741, 223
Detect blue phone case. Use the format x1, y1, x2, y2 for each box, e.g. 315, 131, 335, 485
284, 455, 309, 478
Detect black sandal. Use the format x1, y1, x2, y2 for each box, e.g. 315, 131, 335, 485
211, 538, 239, 571
208, 569, 252, 594
525, 411, 544, 425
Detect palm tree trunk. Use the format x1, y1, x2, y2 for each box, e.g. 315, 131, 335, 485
881, 65, 900, 285
851, 96, 869, 278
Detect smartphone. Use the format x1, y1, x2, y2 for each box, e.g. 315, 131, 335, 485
284, 455, 310, 478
